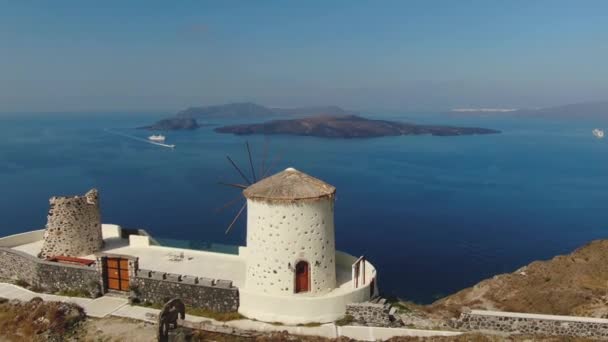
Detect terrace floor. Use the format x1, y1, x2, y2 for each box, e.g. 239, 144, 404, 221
9, 226, 355, 291
12, 234, 248, 287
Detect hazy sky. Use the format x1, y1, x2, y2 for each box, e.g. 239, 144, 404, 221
1, 1, 607, 112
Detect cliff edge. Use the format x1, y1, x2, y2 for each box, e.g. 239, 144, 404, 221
428, 240, 608, 319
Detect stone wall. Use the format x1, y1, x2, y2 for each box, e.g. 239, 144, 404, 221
36, 259, 100, 293
40, 189, 103, 258
346, 300, 401, 327
0, 248, 38, 284
0, 247, 100, 295
132, 269, 239, 313
455, 310, 608, 339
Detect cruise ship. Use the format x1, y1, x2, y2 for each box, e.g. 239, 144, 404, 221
148, 134, 166, 142
592, 129, 604, 139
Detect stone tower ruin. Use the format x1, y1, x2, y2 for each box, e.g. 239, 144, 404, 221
39, 188, 103, 259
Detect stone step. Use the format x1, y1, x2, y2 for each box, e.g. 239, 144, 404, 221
378, 298, 387, 305
105, 290, 129, 298
389, 307, 397, 316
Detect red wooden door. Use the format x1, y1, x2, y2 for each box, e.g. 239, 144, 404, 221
295, 261, 309, 293
106, 258, 130, 291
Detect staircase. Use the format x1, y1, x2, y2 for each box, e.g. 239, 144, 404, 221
370, 296, 400, 325
345, 296, 403, 327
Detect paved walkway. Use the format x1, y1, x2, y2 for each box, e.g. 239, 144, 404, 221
0, 283, 129, 318
0, 282, 462, 341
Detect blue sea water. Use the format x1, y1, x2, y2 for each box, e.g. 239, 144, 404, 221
1, 111, 608, 303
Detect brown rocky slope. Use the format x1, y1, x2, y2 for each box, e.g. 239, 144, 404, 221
428, 240, 608, 319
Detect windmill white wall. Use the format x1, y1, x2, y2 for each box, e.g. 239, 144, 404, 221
244, 197, 337, 295
237, 167, 374, 324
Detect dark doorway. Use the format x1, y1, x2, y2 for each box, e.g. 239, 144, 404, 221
370, 278, 375, 297
295, 260, 310, 293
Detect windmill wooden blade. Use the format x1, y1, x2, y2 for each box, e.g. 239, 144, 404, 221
262, 153, 283, 178
225, 202, 247, 234
214, 193, 244, 213
246, 141, 257, 183
217, 181, 248, 189
260, 137, 269, 178
226, 155, 252, 185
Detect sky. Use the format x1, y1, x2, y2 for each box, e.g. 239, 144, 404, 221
1, 1, 607, 113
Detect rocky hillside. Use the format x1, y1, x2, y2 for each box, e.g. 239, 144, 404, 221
428, 240, 608, 318
0, 297, 85, 341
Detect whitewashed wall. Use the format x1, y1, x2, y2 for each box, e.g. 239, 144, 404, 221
239, 251, 376, 324
0, 229, 44, 247
244, 197, 337, 295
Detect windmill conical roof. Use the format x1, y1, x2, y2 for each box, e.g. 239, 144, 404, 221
243, 167, 335, 202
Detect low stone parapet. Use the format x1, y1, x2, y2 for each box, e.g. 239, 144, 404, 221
0, 247, 99, 295
132, 269, 239, 313
455, 309, 608, 339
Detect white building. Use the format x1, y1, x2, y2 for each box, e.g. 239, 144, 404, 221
238, 167, 376, 323
243, 167, 337, 295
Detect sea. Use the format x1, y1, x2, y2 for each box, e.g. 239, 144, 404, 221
1, 111, 608, 304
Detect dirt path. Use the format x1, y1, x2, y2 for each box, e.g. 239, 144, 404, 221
78, 317, 157, 342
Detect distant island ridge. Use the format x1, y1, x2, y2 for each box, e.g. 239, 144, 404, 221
139, 117, 201, 130
513, 101, 608, 118
140, 102, 500, 138
139, 102, 353, 131
175, 102, 355, 120
450, 101, 608, 118
215, 114, 500, 138
451, 108, 518, 112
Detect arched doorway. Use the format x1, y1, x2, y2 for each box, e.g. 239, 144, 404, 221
295, 260, 310, 293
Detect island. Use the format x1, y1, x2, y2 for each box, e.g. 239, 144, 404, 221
176, 102, 276, 120
214, 114, 500, 138
513, 101, 608, 118
138, 117, 200, 131
140, 103, 501, 137
175, 102, 354, 120
139, 102, 357, 130
451, 108, 517, 113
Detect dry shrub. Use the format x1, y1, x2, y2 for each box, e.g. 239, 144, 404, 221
0, 297, 85, 341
